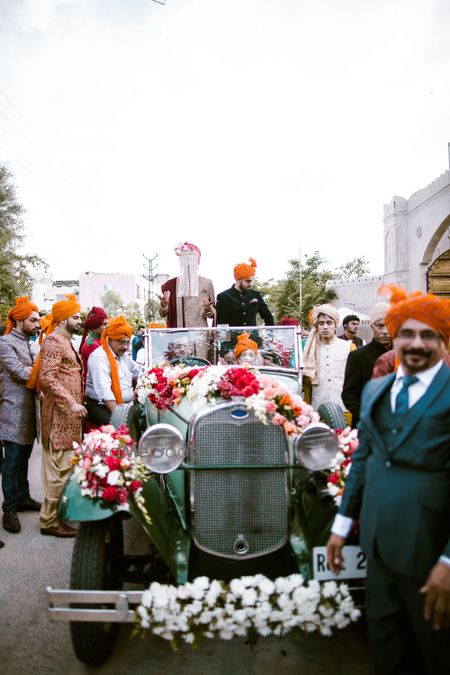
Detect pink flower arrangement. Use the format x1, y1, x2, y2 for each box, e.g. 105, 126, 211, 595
71, 425, 151, 523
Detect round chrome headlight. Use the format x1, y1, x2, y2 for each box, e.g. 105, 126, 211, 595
138, 424, 186, 474
294, 423, 339, 471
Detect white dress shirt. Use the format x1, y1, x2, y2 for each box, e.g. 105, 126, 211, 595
85, 346, 142, 403
331, 360, 450, 568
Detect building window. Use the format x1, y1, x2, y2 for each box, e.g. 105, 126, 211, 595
136, 284, 141, 299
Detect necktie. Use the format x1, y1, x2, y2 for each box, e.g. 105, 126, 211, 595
394, 375, 419, 417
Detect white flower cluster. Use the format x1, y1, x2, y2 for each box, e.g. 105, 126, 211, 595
186, 365, 228, 410
135, 370, 161, 405
136, 574, 360, 645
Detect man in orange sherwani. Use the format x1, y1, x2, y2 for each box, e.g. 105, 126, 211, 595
38, 294, 86, 537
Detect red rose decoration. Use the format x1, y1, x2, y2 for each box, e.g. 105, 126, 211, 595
102, 486, 119, 503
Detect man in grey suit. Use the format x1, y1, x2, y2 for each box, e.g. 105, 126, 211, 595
0, 297, 42, 535
327, 286, 450, 675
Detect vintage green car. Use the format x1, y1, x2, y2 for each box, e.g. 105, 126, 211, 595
47, 326, 364, 665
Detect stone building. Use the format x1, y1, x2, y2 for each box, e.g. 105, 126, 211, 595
329, 144, 450, 310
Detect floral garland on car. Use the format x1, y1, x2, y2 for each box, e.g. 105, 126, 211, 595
326, 428, 359, 506
136, 364, 320, 436
71, 424, 151, 524
135, 573, 360, 646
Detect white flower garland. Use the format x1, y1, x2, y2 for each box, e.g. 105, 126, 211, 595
135, 574, 360, 645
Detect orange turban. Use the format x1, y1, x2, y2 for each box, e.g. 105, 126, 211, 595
380, 285, 450, 343
5, 296, 39, 334
100, 316, 133, 404
234, 257, 257, 280
52, 294, 81, 324
234, 332, 258, 358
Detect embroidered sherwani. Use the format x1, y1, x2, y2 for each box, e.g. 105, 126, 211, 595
159, 276, 215, 328
39, 327, 83, 528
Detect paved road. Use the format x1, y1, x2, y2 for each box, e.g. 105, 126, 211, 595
0, 443, 375, 675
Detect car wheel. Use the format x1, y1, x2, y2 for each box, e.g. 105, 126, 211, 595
317, 402, 347, 430
110, 402, 139, 440
70, 518, 123, 665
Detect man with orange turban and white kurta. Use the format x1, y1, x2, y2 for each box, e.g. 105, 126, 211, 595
216, 258, 274, 327
85, 315, 142, 426
38, 294, 86, 538
327, 286, 450, 675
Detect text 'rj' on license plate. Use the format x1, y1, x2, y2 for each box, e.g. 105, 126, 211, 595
312, 546, 367, 581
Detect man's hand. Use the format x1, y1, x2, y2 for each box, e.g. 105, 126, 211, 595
156, 291, 170, 307
420, 562, 450, 629
326, 533, 347, 575
202, 298, 215, 314
69, 402, 87, 418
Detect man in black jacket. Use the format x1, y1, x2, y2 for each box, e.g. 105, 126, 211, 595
216, 257, 274, 327
342, 302, 391, 427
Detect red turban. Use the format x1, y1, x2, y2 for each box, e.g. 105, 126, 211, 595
5, 296, 39, 334
279, 316, 299, 326
380, 285, 450, 343
100, 316, 133, 404
52, 294, 81, 324
234, 257, 257, 280
79, 306, 108, 353
234, 332, 258, 358
84, 306, 108, 330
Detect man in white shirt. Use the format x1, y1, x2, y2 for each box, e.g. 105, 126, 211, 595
327, 285, 450, 675
85, 315, 142, 426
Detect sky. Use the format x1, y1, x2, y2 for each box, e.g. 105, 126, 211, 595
1, 0, 450, 295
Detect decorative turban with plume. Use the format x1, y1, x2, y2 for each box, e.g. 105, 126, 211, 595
302, 303, 341, 384
100, 316, 133, 404
380, 285, 450, 343
233, 332, 258, 359
175, 241, 201, 258
5, 296, 39, 334
234, 258, 257, 280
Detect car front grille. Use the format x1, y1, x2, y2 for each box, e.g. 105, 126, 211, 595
189, 403, 289, 559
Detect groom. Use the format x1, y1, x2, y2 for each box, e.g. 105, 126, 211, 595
327, 285, 450, 675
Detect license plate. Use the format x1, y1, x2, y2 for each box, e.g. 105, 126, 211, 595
312, 546, 367, 581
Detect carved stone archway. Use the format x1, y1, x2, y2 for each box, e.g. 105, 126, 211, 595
427, 249, 450, 299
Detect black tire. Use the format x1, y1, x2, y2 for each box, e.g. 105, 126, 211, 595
70, 518, 123, 666
110, 402, 138, 440
317, 402, 347, 430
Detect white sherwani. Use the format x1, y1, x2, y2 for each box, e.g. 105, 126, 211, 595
311, 338, 352, 411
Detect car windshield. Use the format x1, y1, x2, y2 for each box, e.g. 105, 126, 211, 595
142, 326, 300, 372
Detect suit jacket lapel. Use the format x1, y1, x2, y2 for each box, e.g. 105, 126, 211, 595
392, 364, 450, 450
362, 373, 396, 448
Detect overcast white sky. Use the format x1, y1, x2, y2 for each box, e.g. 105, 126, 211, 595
1, 0, 450, 294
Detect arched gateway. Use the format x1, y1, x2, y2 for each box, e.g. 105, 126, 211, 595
427, 249, 450, 298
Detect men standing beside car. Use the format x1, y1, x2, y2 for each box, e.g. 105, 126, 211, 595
327, 286, 450, 675
85, 315, 142, 426
0, 297, 41, 536
342, 302, 392, 427
38, 294, 86, 538
302, 304, 353, 413
216, 257, 274, 327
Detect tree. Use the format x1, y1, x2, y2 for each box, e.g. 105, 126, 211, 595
122, 302, 144, 333
101, 290, 123, 316
0, 163, 47, 320
334, 256, 370, 279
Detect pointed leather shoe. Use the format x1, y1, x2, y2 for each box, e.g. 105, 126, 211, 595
17, 497, 42, 512
3, 512, 21, 533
